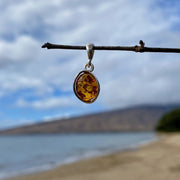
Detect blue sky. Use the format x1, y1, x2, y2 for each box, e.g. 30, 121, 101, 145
0, 0, 180, 129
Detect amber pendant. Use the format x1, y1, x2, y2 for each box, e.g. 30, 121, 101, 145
73, 70, 100, 103
73, 43, 100, 103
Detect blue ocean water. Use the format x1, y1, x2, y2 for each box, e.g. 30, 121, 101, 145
0, 132, 156, 179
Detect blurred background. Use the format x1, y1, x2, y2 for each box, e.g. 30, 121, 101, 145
0, 0, 179, 129
0, 0, 180, 180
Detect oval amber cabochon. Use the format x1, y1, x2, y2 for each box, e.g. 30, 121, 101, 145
74, 71, 100, 103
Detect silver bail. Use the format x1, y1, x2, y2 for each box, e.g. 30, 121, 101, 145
86, 43, 94, 65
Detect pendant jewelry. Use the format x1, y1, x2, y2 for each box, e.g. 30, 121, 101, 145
73, 43, 100, 103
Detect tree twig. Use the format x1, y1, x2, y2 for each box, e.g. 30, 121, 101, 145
42, 40, 180, 53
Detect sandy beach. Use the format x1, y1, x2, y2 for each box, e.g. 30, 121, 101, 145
5, 134, 180, 180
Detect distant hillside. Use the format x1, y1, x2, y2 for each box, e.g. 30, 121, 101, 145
0, 104, 180, 134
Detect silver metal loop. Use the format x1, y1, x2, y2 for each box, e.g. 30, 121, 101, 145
86, 43, 94, 65
85, 63, 94, 72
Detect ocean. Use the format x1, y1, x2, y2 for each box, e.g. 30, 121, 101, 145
0, 132, 156, 179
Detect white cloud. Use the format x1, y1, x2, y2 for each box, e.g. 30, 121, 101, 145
16, 96, 76, 109
43, 113, 70, 122
99, 54, 180, 108
0, 35, 40, 64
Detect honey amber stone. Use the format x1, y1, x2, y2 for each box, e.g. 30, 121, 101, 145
73, 71, 100, 103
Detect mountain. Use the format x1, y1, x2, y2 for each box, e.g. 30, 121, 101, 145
0, 104, 180, 134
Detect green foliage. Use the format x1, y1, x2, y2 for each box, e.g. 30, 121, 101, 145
156, 109, 180, 132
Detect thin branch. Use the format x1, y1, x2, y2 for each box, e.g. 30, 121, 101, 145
42, 40, 180, 53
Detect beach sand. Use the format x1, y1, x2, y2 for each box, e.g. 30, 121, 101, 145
5, 134, 180, 180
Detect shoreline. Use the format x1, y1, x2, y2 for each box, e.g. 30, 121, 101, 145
1, 132, 156, 179
4, 133, 180, 180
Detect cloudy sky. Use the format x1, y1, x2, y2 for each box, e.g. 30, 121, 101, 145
0, 0, 180, 129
